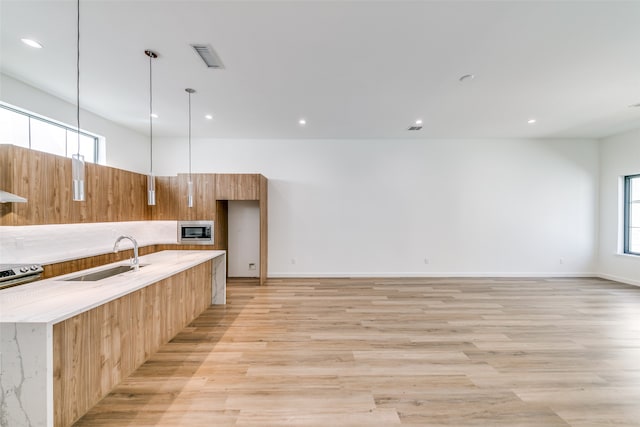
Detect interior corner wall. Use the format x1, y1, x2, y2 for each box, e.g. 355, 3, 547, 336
0, 73, 149, 174
154, 137, 599, 277
598, 128, 640, 286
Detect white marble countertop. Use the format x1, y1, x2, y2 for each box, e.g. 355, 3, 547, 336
0, 221, 179, 265
0, 250, 225, 325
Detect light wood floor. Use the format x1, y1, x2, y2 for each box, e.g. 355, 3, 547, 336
74, 277, 640, 426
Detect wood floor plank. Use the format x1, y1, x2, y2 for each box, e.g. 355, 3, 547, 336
74, 277, 640, 426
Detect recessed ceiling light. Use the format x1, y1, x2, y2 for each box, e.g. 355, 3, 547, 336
527, 119, 536, 124
21, 38, 43, 49
150, 113, 158, 119
205, 114, 213, 120
299, 119, 306, 126
415, 119, 423, 125
459, 74, 475, 82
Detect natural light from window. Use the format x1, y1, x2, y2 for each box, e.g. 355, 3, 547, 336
624, 174, 640, 255
0, 103, 102, 163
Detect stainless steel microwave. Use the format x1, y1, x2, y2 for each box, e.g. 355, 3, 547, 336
177, 220, 214, 245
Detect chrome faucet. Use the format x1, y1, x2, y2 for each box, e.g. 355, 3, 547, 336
113, 235, 140, 271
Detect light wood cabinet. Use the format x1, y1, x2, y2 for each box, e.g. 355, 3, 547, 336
52, 261, 212, 427
150, 176, 179, 220
6, 145, 47, 224
176, 173, 218, 221
259, 175, 268, 283
215, 173, 260, 200
0, 145, 150, 225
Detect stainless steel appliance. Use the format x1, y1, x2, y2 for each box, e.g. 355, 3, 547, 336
0, 264, 44, 290
178, 220, 214, 245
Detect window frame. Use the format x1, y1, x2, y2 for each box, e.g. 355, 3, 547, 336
0, 102, 100, 163
623, 173, 640, 256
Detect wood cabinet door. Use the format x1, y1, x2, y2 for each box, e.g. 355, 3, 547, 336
215, 174, 260, 200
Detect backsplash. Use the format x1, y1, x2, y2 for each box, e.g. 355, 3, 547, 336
0, 221, 177, 264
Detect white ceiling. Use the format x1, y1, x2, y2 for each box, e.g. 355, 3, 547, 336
2, 0, 640, 140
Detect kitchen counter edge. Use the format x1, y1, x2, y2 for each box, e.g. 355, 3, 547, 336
0, 250, 226, 324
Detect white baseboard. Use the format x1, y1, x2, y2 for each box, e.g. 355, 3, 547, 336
268, 272, 599, 279
597, 273, 640, 287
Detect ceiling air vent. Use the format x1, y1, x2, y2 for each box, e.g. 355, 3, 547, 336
407, 126, 423, 131
190, 44, 225, 69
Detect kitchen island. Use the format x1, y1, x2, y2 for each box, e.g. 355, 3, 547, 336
0, 250, 226, 427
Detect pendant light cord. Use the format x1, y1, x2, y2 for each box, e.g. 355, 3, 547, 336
188, 91, 192, 182
76, 0, 80, 156
149, 53, 153, 174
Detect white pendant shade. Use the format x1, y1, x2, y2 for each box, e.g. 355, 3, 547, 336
72, 153, 85, 201
186, 88, 196, 208
147, 173, 156, 205
187, 180, 194, 208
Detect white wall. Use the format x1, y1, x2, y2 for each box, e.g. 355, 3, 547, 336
228, 201, 260, 277
0, 73, 149, 174
154, 137, 599, 277
598, 128, 640, 286
0, 76, 607, 280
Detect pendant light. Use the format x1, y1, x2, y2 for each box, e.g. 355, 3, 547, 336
185, 88, 196, 208
72, 0, 85, 201
145, 50, 158, 205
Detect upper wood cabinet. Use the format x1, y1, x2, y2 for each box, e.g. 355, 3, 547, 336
2, 146, 269, 225
215, 174, 260, 200
150, 173, 221, 222
1, 145, 150, 225
151, 173, 267, 221
150, 176, 179, 221
172, 173, 217, 221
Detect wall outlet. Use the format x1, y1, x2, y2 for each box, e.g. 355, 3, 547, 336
559, 258, 564, 264
249, 263, 256, 270
424, 257, 430, 265
291, 258, 296, 265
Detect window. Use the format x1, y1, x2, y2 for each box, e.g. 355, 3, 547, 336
30, 117, 67, 156
0, 106, 29, 148
0, 102, 102, 163
624, 174, 640, 255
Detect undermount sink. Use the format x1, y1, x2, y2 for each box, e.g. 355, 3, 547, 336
64, 264, 147, 282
